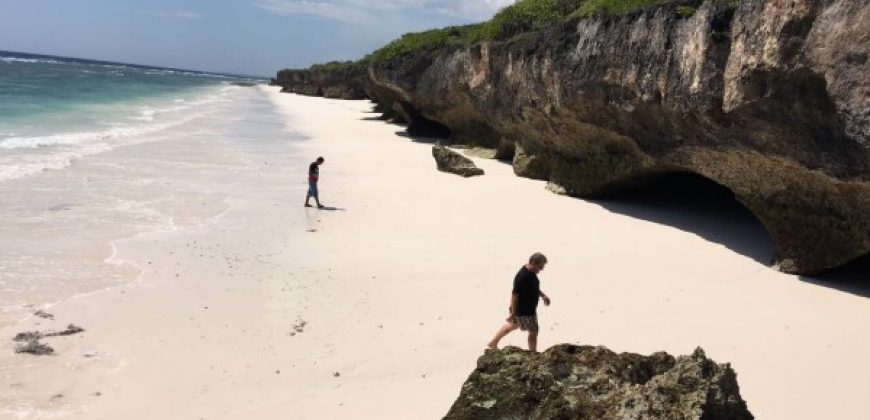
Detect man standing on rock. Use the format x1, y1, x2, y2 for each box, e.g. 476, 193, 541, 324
304, 156, 325, 208
487, 252, 551, 352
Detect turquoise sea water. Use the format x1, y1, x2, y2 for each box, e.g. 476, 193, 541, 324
0, 50, 263, 180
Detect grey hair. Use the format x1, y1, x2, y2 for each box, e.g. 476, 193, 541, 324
529, 252, 548, 264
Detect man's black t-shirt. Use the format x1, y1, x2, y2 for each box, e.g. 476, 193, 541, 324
308, 162, 319, 182
512, 266, 540, 316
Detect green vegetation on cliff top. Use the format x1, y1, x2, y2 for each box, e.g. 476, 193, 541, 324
308, 0, 695, 68
482, 0, 576, 39
365, 0, 579, 62
569, 0, 671, 19
364, 24, 486, 63
309, 60, 365, 72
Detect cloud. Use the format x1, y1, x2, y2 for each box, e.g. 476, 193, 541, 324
255, 0, 370, 23
255, 0, 514, 24
138, 10, 204, 20
425, 0, 515, 20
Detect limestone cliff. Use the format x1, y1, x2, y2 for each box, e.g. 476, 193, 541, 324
275, 0, 870, 275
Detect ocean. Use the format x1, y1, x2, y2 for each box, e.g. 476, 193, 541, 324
0, 51, 299, 331
0, 50, 264, 181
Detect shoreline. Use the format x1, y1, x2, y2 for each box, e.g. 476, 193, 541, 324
0, 85, 245, 330
0, 86, 867, 419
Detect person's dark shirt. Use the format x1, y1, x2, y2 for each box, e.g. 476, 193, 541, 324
512, 266, 540, 316
308, 162, 319, 182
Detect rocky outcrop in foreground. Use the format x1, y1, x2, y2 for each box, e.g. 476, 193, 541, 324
444, 345, 753, 420
276, 0, 870, 275
432, 145, 485, 177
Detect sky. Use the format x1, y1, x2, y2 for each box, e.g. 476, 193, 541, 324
0, 0, 513, 77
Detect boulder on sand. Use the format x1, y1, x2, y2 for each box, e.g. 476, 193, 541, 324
432, 145, 484, 177
444, 345, 753, 420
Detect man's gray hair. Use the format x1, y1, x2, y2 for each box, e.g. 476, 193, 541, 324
529, 252, 548, 264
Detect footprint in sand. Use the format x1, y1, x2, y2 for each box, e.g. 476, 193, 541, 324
289, 319, 307, 336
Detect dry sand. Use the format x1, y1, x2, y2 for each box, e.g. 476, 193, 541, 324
0, 86, 868, 419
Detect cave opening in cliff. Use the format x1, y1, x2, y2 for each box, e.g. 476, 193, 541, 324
395, 102, 452, 140
593, 171, 774, 265
407, 116, 452, 140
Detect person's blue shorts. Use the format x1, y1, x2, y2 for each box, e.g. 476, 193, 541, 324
308, 181, 318, 198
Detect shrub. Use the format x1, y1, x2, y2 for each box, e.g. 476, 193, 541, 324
365, 24, 486, 63
481, 0, 574, 40
309, 61, 362, 72
570, 0, 671, 19
365, 0, 580, 62
675, 5, 697, 17
308, 0, 711, 67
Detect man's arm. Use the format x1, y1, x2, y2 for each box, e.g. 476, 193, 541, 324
540, 290, 551, 306
507, 293, 519, 322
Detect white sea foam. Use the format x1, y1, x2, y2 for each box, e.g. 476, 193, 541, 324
137, 68, 235, 79
0, 56, 64, 65
0, 142, 113, 181
0, 132, 89, 149
0, 86, 235, 182
98, 63, 136, 71
144, 69, 199, 77
0, 123, 169, 150
132, 107, 157, 122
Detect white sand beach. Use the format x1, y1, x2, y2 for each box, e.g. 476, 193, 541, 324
0, 86, 868, 419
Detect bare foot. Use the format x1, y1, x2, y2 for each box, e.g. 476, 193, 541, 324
317, 204, 326, 209
304, 204, 313, 207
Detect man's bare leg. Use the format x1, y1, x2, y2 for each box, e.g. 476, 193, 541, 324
487, 322, 518, 349
528, 331, 538, 353
305, 193, 312, 207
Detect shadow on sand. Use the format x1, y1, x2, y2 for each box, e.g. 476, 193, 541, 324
394, 130, 447, 144
589, 171, 869, 296
356, 118, 869, 296
304, 204, 345, 211
305, 206, 345, 211
589, 172, 774, 266
799, 255, 870, 298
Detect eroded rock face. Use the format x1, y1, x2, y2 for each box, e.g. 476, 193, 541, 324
444, 345, 753, 420
275, 0, 870, 274
433, 145, 485, 177
275, 64, 369, 99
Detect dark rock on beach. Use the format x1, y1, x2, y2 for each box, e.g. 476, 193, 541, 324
15, 340, 54, 356
444, 345, 753, 420
51, 324, 85, 337
14, 324, 85, 341
12, 324, 85, 355
432, 145, 485, 177
13, 331, 41, 342
33, 310, 54, 319
275, 0, 870, 275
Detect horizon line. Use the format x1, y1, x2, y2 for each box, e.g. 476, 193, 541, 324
0, 49, 271, 80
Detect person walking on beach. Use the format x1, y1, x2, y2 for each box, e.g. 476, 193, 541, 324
305, 156, 325, 208
487, 252, 551, 352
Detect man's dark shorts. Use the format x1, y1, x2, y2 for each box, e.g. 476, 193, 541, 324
308, 181, 318, 198
515, 315, 539, 333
